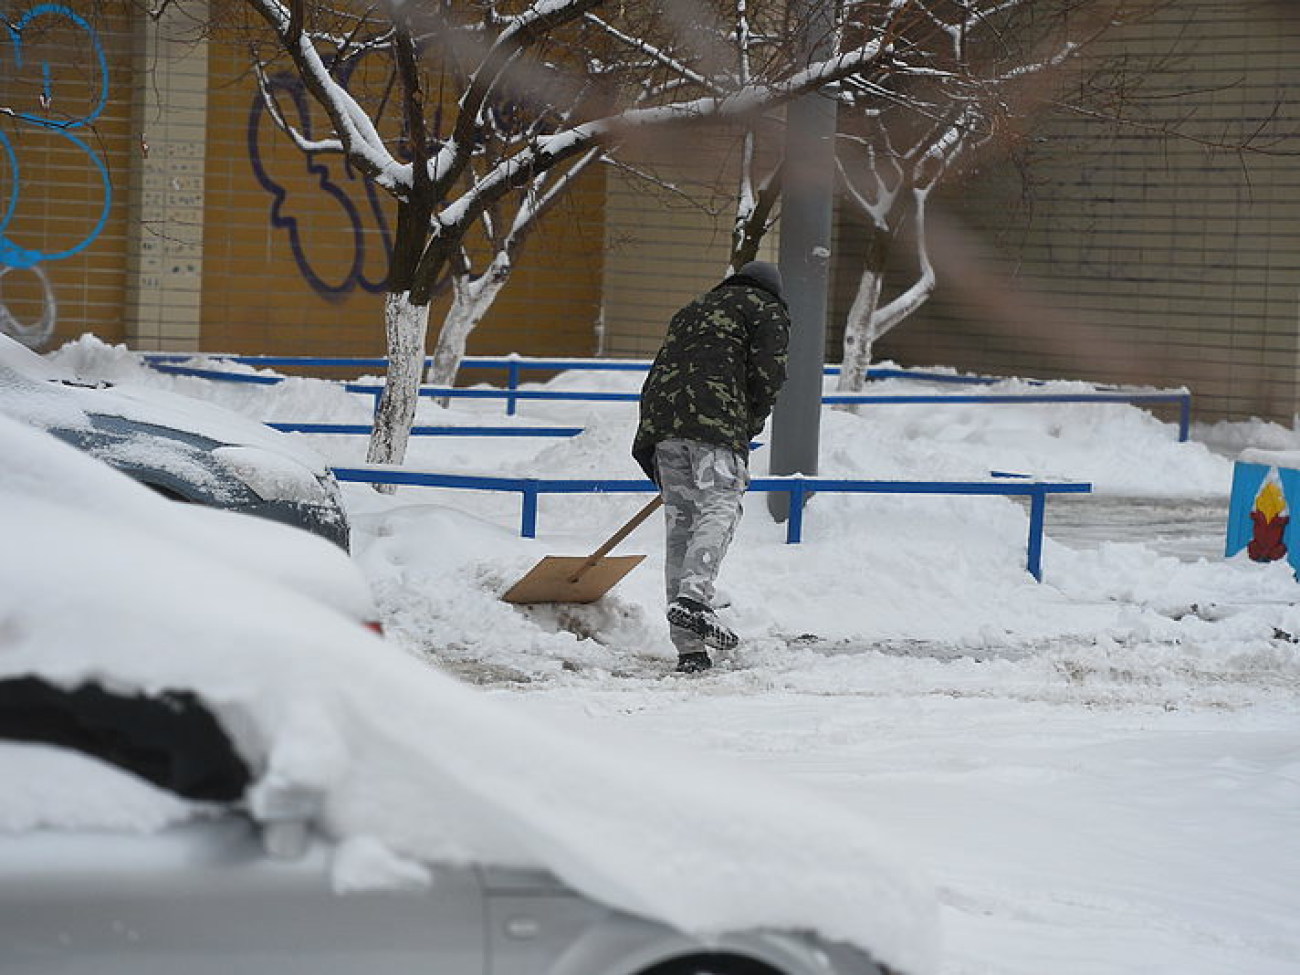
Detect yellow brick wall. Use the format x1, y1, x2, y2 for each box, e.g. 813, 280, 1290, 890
10, 2, 1299, 426
200, 33, 606, 363
0, 2, 133, 349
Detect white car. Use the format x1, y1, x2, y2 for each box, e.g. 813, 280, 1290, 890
0, 424, 938, 975
0, 332, 350, 549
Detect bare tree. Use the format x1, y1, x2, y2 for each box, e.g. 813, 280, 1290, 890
240, 0, 907, 470
829, 0, 1141, 394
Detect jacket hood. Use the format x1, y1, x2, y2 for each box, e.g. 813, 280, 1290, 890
718, 261, 785, 303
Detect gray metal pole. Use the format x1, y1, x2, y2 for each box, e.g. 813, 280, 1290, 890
768, 0, 837, 522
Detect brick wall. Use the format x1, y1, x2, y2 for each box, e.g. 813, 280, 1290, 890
125, 1, 209, 350
870, 0, 1300, 424
1, 2, 606, 366
600, 125, 779, 358
200, 29, 606, 363
0, 2, 133, 349
10, 1, 1300, 426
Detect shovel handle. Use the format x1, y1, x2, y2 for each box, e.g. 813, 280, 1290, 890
567, 495, 663, 583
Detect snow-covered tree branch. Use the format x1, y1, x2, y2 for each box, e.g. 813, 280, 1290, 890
831, 0, 1140, 394
239, 0, 909, 469
232, 0, 1158, 461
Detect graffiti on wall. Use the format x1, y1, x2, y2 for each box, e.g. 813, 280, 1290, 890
248, 66, 394, 302
0, 3, 111, 348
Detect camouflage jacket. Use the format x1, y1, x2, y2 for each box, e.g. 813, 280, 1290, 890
632, 272, 790, 481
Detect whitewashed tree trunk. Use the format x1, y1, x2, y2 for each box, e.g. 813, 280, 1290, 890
426, 257, 513, 402
366, 291, 432, 484
837, 264, 885, 393
836, 184, 937, 397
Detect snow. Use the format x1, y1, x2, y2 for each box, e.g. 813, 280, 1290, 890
0, 742, 195, 833
0, 331, 74, 380
0, 398, 938, 974
12, 334, 1300, 974
1239, 447, 1300, 470
331, 835, 434, 894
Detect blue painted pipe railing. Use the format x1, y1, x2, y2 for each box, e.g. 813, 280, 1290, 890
144, 355, 1192, 440
337, 381, 1192, 442
141, 352, 1034, 381
141, 351, 1183, 391
328, 466, 1091, 581
267, 422, 582, 438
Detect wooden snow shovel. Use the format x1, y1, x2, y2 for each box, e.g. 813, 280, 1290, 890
502, 496, 663, 605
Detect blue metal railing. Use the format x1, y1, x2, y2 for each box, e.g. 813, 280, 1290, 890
327, 466, 1091, 581
150, 363, 287, 385
342, 382, 641, 413
140, 352, 1047, 382
267, 422, 582, 438
142, 353, 1193, 440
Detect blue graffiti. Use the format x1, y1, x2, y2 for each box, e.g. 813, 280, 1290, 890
247, 64, 392, 301
0, 4, 112, 272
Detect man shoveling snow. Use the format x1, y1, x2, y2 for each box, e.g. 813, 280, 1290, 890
632, 261, 790, 673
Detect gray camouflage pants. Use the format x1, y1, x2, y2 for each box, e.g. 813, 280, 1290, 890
653, 438, 749, 654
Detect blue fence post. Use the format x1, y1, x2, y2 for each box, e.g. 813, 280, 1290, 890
1178, 393, 1191, 442
1025, 488, 1046, 581
786, 480, 806, 543
506, 359, 521, 417
521, 482, 539, 538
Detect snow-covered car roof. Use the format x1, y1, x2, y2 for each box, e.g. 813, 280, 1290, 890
0, 333, 349, 549
0, 417, 377, 628
0, 419, 939, 975
0, 332, 320, 461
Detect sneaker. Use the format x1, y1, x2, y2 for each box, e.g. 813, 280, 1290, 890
675, 651, 713, 674
667, 597, 738, 651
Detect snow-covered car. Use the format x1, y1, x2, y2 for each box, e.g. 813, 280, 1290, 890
0, 333, 349, 550
0, 420, 938, 975
0, 416, 379, 632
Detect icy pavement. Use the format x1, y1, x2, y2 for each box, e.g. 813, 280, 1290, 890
1044, 494, 1228, 563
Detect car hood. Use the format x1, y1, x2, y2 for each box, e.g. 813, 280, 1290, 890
0, 355, 346, 540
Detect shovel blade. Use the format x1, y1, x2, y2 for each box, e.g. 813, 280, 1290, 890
501, 555, 646, 605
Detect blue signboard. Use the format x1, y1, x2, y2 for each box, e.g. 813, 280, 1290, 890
1226, 460, 1300, 574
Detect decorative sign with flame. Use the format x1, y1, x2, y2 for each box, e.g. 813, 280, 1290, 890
1226, 458, 1300, 575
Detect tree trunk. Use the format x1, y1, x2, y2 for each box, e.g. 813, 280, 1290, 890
365, 290, 432, 482
363, 190, 437, 487
426, 260, 512, 405
836, 228, 890, 395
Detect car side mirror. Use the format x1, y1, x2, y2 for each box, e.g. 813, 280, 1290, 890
262, 818, 312, 860
248, 776, 322, 860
